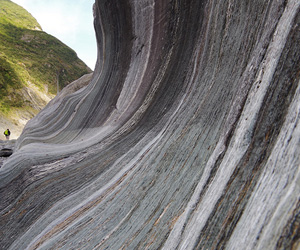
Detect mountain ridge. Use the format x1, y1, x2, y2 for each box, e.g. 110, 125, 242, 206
0, 0, 92, 139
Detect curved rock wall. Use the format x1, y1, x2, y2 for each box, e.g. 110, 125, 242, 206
1, 0, 299, 249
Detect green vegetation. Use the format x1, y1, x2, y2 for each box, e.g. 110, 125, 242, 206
0, 0, 42, 30
0, 0, 92, 114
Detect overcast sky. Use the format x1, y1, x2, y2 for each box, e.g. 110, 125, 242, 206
13, 0, 97, 70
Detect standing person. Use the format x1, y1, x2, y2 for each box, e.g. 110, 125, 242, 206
4, 129, 10, 140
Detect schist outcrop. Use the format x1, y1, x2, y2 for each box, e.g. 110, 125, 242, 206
0, 0, 299, 249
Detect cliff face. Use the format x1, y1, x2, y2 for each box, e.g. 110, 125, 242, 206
0, 0, 299, 249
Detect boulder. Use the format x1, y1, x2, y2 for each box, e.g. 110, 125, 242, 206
0, 0, 299, 249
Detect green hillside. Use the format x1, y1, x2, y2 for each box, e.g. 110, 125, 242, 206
0, 0, 92, 138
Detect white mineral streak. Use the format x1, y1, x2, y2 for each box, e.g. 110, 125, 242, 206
115, 0, 154, 113
21, 98, 184, 250
227, 81, 300, 250
166, 1, 300, 249
23, 136, 162, 250
1, 0, 299, 249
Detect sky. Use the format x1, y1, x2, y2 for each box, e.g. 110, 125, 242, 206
13, 0, 97, 70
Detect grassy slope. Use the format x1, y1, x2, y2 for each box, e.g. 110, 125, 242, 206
0, 0, 92, 138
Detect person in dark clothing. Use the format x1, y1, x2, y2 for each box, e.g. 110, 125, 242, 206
4, 129, 10, 140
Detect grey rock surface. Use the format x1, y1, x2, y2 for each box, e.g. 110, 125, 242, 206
0, 140, 16, 167
0, 0, 299, 249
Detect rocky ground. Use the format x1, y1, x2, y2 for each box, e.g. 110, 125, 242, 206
0, 73, 93, 140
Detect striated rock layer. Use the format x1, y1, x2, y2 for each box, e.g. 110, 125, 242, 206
1, 0, 300, 249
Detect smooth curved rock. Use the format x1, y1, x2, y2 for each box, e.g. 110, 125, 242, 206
0, 0, 299, 249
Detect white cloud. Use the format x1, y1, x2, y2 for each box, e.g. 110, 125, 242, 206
12, 0, 97, 69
